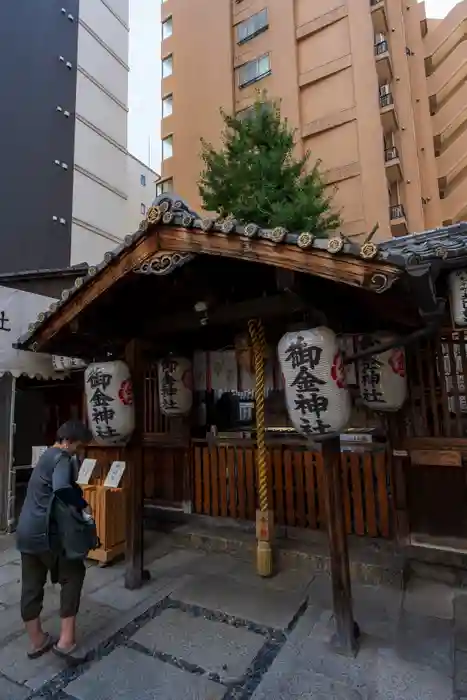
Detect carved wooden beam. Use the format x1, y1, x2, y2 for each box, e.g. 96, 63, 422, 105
31, 233, 161, 348
156, 228, 402, 294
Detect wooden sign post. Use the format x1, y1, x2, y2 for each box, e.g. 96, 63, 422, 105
321, 436, 359, 656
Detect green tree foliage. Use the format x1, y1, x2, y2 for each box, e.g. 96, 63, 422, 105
199, 99, 341, 236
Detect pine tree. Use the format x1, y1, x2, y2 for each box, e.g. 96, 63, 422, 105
199, 98, 341, 236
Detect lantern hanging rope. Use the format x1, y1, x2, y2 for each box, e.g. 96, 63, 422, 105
248, 318, 268, 514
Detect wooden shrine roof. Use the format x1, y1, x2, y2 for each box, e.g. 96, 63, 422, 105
14, 196, 467, 355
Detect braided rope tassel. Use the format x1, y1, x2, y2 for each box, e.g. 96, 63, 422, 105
248, 319, 268, 513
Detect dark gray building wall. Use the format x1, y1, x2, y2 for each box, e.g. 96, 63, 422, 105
0, 274, 86, 300
0, 0, 79, 274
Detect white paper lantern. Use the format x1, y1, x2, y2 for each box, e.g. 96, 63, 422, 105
85, 361, 135, 444
449, 269, 467, 327
358, 334, 407, 411
158, 356, 193, 415
278, 327, 351, 437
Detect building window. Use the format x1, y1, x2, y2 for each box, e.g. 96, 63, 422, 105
162, 54, 173, 78
236, 9, 268, 44
162, 135, 173, 160
237, 54, 270, 88
162, 17, 173, 40
141, 203, 146, 215
156, 178, 173, 196
140, 174, 146, 186
162, 94, 173, 118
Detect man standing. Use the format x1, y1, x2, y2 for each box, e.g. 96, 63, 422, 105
16, 420, 93, 659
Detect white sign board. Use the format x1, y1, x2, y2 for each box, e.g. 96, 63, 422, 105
0, 285, 58, 378
52, 356, 87, 372
104, 461, 126, 488
76, 458, 97, 485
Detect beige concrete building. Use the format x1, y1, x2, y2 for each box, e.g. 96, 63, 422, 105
159, 0, 467, 241
126, 154, 159, 233
71, 0, 159, 265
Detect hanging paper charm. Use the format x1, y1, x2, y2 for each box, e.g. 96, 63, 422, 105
158, 356, 193, 415
449, 270, 467, 327
278, 327, 351, 437
358, 334, 407, 411
85, 361, 135, 445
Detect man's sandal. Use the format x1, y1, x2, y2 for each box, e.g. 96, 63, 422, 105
27, 633, 54, 660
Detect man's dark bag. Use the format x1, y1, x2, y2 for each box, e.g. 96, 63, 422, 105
51, 497, 100, 560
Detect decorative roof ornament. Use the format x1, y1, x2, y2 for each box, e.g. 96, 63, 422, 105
146, 205, 162, 225
327, 235, 345, 254
221, 216, 237, 234
182, 212, 195, 228
270, 227, 287, 243
360, 242, 378, 260
162, 211, 175, 225
201, 217, 214, 232
297, 232, 315, 250
359, 223, 379, 260
243, 223, 259, 238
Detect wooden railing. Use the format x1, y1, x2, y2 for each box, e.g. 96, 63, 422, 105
192, 441, 392, 538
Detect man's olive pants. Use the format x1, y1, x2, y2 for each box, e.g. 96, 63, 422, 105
20, 552, 85, 622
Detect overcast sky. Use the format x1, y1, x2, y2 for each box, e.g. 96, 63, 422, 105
127, 0, 460, 174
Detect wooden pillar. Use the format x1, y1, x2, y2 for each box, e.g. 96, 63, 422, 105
321, 437, 359, 655
124, 340, 146, 590
387, 415, 409, 545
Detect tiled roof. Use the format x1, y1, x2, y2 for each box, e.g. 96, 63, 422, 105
15, 195, 467, 350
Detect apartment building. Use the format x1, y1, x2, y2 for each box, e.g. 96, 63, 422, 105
126, 154, 159, 233
0, 0, 157, 274
159, 0, 467, 241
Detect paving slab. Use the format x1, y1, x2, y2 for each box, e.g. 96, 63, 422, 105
0, 599, 118, 689
353, 584, 403, 641
372, 646, 453, 700
252, 665, 365, 700
0, 581, 23, 607
258, 621, 452, 700
403, 578, 454, 620
132, 606, 265, 683
396, 610, 453, 677
0, 675, 30, 700
173, 573, 306, 630
146, 549, 206, 578
227, 560, 315, 596
0, 564, 22, 587
0, 605, 30, 648
87, 577, 161, 611
0, 548, 21, 567
81, 562, 125, 595
455, 649, 467, 694
66, 645, 225, 700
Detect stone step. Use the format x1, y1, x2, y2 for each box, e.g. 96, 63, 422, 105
170, 516, 404, 588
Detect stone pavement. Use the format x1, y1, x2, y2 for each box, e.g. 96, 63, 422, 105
0, 533, 464, 699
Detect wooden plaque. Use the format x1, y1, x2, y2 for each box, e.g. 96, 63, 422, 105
410, 449, 462, 468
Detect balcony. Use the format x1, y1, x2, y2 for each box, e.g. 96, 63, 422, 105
379, 92, 399, 133
389, 204, 408, 236
384, 147, 402, 183
370, 0, 388, 34
375, 40, 392, 83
